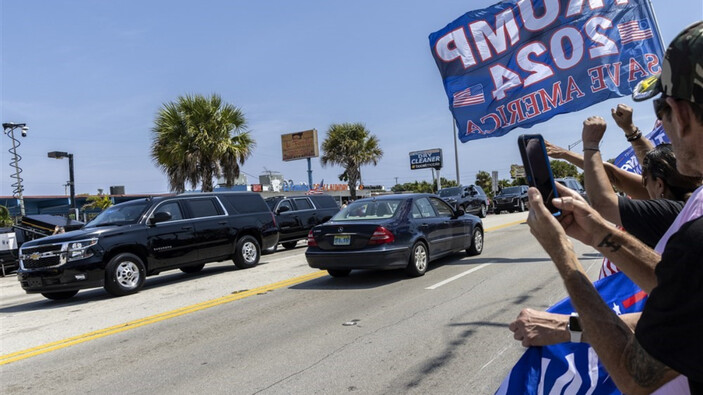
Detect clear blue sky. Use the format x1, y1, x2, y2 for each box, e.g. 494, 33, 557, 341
2, 0, 702, 196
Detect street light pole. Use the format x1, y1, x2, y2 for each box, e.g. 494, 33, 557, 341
48, 151, 77, 217
2, 122, 28, 217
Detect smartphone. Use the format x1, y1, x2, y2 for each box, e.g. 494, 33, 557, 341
517, 134, 560, 216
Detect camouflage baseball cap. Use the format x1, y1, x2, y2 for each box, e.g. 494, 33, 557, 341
632, 21, 703, 102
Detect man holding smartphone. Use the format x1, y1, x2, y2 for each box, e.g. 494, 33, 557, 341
513, 22, 703, 394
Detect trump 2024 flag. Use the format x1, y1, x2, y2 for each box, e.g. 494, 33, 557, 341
429, 0, 664, 142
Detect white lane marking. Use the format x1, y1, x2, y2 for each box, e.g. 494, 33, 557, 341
425, 263, 492, 290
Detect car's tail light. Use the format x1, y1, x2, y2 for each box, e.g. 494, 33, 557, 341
368, 226, 395, 245
271, 212, 277, 228
307, 230, 317, 247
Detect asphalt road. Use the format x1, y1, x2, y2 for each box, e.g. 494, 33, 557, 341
0, 212, 604, 394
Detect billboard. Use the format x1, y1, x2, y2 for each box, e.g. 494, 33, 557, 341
409, 148, 442, 170
281, 129, 319, 161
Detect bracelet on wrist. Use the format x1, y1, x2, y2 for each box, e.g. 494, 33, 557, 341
583, 146, 600, 152
624, 127, 640, 139
627, 132, 643, 142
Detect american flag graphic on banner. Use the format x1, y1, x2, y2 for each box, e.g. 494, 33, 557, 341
452, 84, 484, 107
617, 19, 654, 45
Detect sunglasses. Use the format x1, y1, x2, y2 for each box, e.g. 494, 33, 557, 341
653, 97, 670, 120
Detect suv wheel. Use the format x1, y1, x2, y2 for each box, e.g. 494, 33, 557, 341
41, 290, 79, 300
281, 241, 297, 250
234, 235, 260, 269
478, 203, 487, 218
180, 264, 205, 274
328, 269, 351, 277
518, 200, 526, 212
105, 253, 146, 297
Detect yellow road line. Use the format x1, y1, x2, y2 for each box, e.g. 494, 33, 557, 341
485, 219, 526, 232
2, 219, 524, 365
0, 271, 327, 365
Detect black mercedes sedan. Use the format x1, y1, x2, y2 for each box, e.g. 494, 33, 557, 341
305, 193, 483, 277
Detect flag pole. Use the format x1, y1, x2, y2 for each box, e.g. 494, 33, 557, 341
453, 119, 460, 184
646, 0, 666, 51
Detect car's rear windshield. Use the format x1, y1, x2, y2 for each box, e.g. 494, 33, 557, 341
332, 200, 402, 220
438, 187, 461, 197
499, 187, 522, 195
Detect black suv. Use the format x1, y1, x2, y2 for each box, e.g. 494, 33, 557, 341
265, 194, 339, 250
17, 192, 278, 300
493, 185, 529, 214
437, 185, 489, 218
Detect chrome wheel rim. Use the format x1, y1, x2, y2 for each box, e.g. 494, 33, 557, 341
473, 230, 483, 252
480, 204, 486, 216
116, 261, 140, 289
414, 245, 427, 272
242, 241, 258, 263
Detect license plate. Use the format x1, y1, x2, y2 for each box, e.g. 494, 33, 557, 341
29, 278, 42, 287
333, 235, 351, 246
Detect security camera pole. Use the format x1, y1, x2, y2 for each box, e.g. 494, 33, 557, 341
3, 122, 28, 217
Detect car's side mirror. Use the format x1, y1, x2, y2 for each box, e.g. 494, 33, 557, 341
150, 211, 172, 225
277, 206, 291, 214
454, 209, 465, 218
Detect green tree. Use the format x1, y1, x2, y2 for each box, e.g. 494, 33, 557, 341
550, 159, 579, 179
475, 170, 493, 197
321, 123, 383, 200
82, 194, 113, 211
151, 94, 254, 193
440, 177, 458, 189
0, 205, 13, 227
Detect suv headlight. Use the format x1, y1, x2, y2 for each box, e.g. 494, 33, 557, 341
67, 238, 98, 262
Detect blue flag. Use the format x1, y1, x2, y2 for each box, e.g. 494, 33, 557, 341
496, 272, 648, 394
429, 0, 664, 142
613, 122, 669, 173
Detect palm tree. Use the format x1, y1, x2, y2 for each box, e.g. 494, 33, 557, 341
320, 123, 383, 200
151, 94, 254, 193
82, 194, 113, 211
0, 205, 13, 227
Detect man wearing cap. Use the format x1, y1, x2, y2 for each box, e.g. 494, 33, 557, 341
513, 21, 703, 394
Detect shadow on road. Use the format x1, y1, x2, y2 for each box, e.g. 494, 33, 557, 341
0, 262, 256, 313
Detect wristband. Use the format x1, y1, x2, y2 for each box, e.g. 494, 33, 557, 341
568, 313, 583, 343
627, 132, 642, 142
583, 146, 600, 152
624, 127, 640, 139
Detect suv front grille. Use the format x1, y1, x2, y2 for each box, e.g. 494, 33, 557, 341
20, 245, 66, 270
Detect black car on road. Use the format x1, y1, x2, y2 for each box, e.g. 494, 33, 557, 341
17, 192, 278, 300
437, 185, 489, 218
265, 194, 339, 250
493, 185, 529, 214
305, 193, 483, 278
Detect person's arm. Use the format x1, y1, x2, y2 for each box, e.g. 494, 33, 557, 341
550, 183, 660, 293
525, 188, 678, 394
611, 104, 654, 165
546, 140, 650, 199
581, 117, 622, 225
601, 162, 650, 199
545, 140, 584, 169
510, 309, 641, 346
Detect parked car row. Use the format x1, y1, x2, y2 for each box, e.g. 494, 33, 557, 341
15, 191, 485, 300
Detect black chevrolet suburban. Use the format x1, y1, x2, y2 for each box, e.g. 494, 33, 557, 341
17, 192, 278, 300
265, 194, 339, 250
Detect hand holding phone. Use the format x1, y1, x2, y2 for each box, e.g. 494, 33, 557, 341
518, 134, 560, 216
